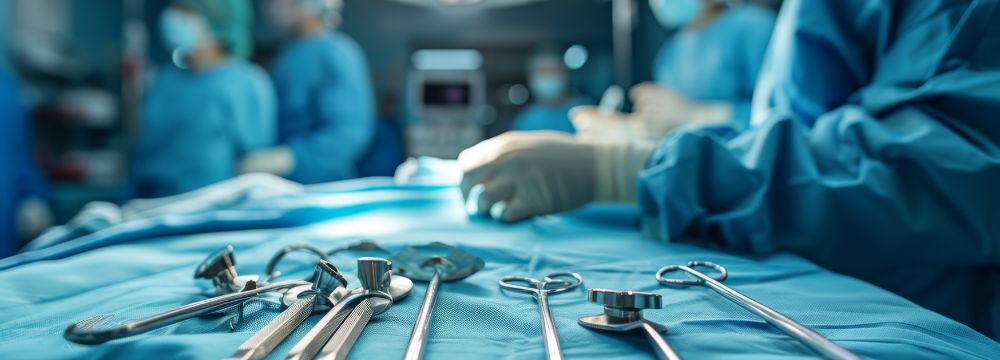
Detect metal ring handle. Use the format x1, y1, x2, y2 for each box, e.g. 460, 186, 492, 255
541, 272, 584, 294
656, 261, 728, 286
266, 244, 330, 280
499, 276, 544, 294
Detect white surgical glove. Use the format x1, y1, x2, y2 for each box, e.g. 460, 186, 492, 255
630, 82, 732, 136
239, 147, 295, 177
459, 131, 655, 222
17, 197, 53, 240
570, 106, 654, 142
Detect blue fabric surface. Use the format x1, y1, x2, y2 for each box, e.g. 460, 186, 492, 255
653, 4, 774, 129
639, 0, 1000, 338
131, 59, 276, 198
272, 31, 376, 184
0, 181, 998, 359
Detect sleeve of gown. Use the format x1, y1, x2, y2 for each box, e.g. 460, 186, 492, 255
637, 0, 1000, 269
287, 37, 376, 183
730, 6, 776, 129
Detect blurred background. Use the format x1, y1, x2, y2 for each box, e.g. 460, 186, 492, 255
0, 0, 778, 233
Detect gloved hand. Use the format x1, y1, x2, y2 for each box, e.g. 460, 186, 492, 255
17, 197, 53, 240
459, 131, 655, 222
570, 106, 654, 142
630, 82, 732, 135
239, 146, 295, 177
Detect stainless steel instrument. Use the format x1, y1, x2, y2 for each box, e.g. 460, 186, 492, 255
394, 242, 484, 360
656, 261, 861, 360
499, 272, 584, 360
225, 260, 350, 360
578, 289, 681, 360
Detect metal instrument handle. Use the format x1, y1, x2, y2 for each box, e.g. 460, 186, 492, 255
536, 291, 563, 360
315, 298, 376, 360
404, 268, 441, 360
641, 321, 682, 360
285, 292, 367, 360
64, 280, 308, 345
226, 295, 317, 360
666, 265, 861, 360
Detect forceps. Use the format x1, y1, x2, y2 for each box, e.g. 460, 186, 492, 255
656, 261, 861, 360
499, 272, 584, 360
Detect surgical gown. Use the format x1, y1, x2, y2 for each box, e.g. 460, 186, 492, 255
638, 0, 1000, 339
0, 71, 46, 257
132, 59, 276, 199
511, 95, 593, 134
271, 31, 376, 184
653, 4, 774, 129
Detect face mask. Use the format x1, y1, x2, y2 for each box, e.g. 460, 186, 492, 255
530, 75, 568, 102
160, 9, 203, 53
649, 0, 703, 29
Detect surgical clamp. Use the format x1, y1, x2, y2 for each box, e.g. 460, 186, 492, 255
499, 272, 584, 360
656, 261, 861, 360
314, 257, 413, 360
64, 279, 308, 345
226, 260, 350, 360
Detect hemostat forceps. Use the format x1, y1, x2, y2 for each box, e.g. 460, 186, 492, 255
499, 272, 584, 360
656, 261, 861, 360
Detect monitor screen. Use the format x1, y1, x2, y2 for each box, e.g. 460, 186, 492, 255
423, 83, 470, 106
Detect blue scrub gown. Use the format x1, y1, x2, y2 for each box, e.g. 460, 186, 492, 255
131, 59, 276, 199
638, 0, 1000, 338
0, 71, 46, 257
653, 5, 775, 129
271, 31, 376, 184
511, 95, 593, 134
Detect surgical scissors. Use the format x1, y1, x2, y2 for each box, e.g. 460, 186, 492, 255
499, 272, 584, 360
656, 261, 861, 360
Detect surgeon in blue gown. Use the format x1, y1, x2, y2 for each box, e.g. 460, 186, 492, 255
131, 0, 276, 199
240, 0, 375, 184
460, 0, 1000, 339
510, 52, 593, 134
640, 0, 775, 129
0, 71, 51, 258
572, 0, 774, 141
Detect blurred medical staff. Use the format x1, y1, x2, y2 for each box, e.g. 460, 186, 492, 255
461, 0, 1000, 338
131, 0, 276, 199
574, 0, 774, 140
241, 0, 375, 184
510, 52, 593, 134
0, 70, 52, 257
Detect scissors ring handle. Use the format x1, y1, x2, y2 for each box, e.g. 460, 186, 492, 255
266, 244, 330, 280
541, 272, 584, 294
499, 276, 544, 294
656, 261, 728, 286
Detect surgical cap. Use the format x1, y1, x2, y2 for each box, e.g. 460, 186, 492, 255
173, 0, 253, 58
527, 51, 566, 74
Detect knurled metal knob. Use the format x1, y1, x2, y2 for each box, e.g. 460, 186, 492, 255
588, 288, 663, 310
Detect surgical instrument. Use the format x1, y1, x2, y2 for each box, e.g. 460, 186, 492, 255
579, 289, 681, 360
499, 272, 584, 360
656, 261, 861, 360
64, 246, 309, 345
195, 245, 258, 295
315, 257, 414, 360
396, 242, 485, 360
285, 257, 409, 360
64, 279, 308, 345
226, 260, 350, 360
